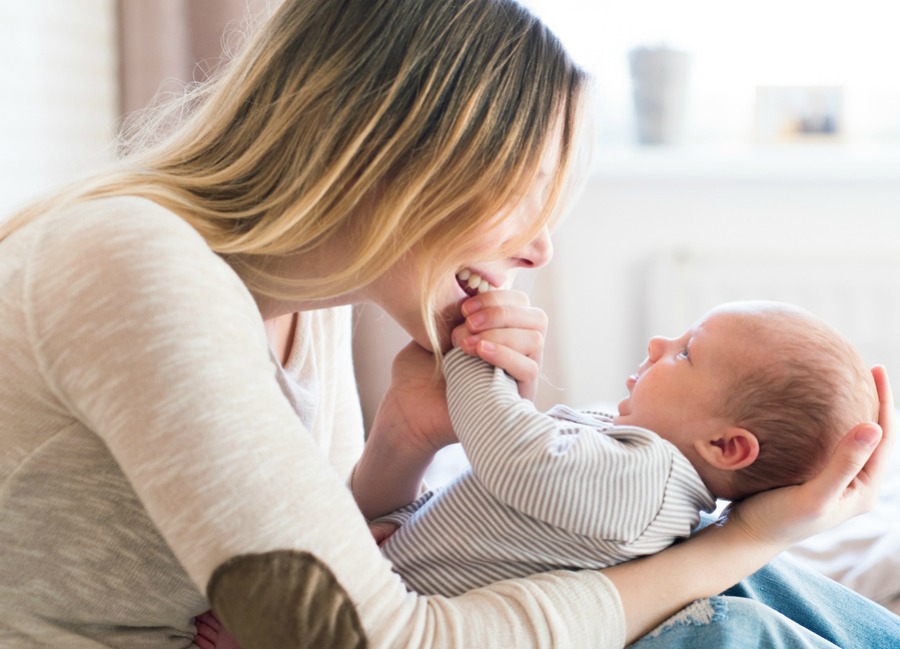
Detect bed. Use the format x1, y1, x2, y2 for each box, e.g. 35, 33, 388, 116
786, 432, 900, 614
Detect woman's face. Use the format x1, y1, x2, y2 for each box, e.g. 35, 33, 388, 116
368, 138, 561, 350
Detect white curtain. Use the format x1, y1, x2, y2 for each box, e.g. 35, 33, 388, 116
118, 0, 272, 116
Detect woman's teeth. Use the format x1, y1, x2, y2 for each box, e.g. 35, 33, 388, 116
456, 269, 495, 295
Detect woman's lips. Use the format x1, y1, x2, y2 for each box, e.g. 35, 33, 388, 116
456, 269, 498, 297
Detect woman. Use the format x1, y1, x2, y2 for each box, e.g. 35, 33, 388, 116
0, 1, 895, 648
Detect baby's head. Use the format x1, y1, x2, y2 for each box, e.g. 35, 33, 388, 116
614, 301, 878, 500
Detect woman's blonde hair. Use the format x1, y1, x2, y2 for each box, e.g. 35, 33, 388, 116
2, 0, 588, 350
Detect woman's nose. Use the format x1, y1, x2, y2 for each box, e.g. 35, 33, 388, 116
514, 226, 554, 269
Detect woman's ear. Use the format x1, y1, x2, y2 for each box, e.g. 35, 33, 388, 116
694, 427, 759, 472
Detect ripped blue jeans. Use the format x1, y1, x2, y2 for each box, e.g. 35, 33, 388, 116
629, 553, 900, 648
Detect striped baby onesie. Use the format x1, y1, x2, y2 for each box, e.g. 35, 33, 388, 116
378, 348, 717, 597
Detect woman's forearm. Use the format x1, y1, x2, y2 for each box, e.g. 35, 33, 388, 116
602, 518, 785, 644
352, 398, 435, 519
353, 342, 459, 519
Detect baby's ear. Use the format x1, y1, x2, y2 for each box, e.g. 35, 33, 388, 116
694, 427, 759, 471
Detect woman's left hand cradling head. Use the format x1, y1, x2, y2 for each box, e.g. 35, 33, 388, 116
728, 365, 895, 549
452, 289, 548, 401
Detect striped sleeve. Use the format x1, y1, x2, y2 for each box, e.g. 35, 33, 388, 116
443, 349, 679, 542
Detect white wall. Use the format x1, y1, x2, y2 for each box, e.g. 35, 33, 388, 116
523, 0, 900, 148
0, 1, 117, 217
544, 146, 900, 409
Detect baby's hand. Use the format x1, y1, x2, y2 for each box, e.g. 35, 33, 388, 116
452, 289, 547, 401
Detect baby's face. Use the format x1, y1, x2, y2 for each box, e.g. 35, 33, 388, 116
614, 306, 758, 452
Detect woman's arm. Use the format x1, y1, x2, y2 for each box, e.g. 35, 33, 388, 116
52, 205, 886, 649
353, 290, 547, 519
352, 340, 454, 519
604, 365, 894, 643
30, 203, 629, 649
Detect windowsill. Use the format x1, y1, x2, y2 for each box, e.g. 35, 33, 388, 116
589, 142, 900, 181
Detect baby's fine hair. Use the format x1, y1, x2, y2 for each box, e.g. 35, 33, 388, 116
720, 302, 878, 498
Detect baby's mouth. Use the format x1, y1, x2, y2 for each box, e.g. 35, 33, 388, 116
456, 269, 497, 297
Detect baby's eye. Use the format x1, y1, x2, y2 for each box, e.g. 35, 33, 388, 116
677, 348, 690, 360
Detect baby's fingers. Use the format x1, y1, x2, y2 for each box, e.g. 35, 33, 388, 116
460, 291, 547, 336
454, 327, 544, 361
470, 340, 541, 399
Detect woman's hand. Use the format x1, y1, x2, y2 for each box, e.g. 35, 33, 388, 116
353, 342, 455, 519
452, 289, 548, 401
380, 341, 458, 452
729, 365, 895, 548
604, 367, 895, 643
354, 290, 548, 518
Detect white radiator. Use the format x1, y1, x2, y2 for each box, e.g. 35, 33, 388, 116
643, 249, 900, 375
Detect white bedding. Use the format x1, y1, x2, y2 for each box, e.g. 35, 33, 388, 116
425, 419, 900, 614
786, 435, 900, 614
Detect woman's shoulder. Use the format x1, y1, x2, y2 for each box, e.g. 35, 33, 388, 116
30, 195, 222, 276
25, 195, 258, 318
42, 195, 208, 252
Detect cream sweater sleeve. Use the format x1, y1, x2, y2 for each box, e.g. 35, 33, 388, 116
23, 197, 626, 649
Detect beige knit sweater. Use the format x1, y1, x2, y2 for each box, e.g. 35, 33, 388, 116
0, 196, 625, 648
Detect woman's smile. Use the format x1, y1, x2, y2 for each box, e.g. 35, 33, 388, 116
456, 268, 503, 297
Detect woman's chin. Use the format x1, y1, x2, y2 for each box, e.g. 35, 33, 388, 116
398, 317, 450, 354
392, 290, 465, 352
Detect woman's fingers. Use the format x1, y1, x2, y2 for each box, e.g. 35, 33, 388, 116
728, 366, 894, 550
837, 365, 897, 505
809, 365, 892, 515
811, 423, 882, 508
872, 365, 896, 455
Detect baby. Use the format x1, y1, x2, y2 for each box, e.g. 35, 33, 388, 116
373, 300, 879, 596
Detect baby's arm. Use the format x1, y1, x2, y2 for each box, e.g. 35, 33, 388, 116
443, 348, 677, 540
